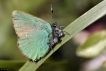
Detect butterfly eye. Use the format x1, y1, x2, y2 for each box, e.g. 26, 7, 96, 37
52, 24, 57, 28
53, 25, 57, 27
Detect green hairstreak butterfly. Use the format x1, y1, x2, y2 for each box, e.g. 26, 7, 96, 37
12, 10, 64, 62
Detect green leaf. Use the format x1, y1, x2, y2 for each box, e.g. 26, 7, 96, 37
76, 31, 106, 58
19, 0, 106, 71
0, 60, 24, 68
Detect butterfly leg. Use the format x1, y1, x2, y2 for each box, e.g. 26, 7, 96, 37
29, 58, 41, 62
48, 37, 59, 48
34, 58, 41, 62
63, 31, 70, 35
29, 59, 35, 62
47, 40, 55, 49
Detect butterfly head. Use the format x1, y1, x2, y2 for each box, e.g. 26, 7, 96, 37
51, 22, 64, 38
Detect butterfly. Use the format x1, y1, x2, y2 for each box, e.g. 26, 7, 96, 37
12, 11, 64, 62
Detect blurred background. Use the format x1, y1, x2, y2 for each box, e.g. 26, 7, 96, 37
0, 0, 106, 71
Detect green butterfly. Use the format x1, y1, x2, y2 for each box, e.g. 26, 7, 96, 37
12, 11, 64, 62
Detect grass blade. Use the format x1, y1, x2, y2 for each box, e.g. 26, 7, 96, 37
19, 0, 106, 71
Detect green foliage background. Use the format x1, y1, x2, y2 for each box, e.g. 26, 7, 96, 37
0, 0, 106, 71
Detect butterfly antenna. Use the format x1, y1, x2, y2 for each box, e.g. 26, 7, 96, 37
51, 4, 53, 24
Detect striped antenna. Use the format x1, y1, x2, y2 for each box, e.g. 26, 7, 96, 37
51, 4, 53, 24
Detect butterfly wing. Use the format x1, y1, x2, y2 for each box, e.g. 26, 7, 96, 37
12, 11, 52, 61
18, 30, 50, 61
